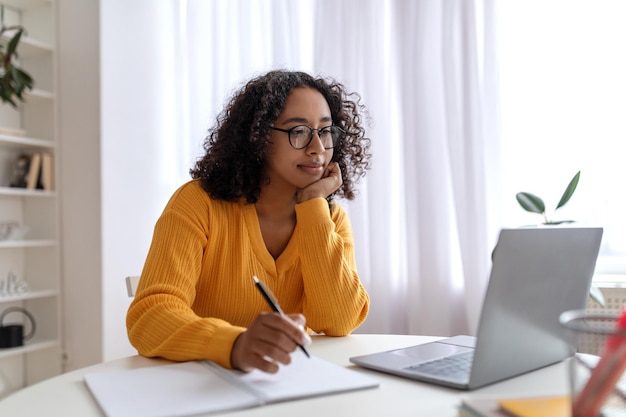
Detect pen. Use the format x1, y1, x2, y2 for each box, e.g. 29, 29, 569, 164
252, 275, 310, 358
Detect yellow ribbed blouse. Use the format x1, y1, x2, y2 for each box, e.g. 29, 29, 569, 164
126, 180, 370, 369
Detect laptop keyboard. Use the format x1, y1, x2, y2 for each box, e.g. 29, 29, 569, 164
405, 351, 474, 381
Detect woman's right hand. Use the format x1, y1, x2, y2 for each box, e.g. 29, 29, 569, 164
231, 313, 311, 373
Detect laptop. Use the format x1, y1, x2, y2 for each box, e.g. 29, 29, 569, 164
349, 226, 603, 390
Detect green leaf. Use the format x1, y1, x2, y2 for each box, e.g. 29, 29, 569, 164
10, 65, 22, 92
0, 25, 33, 107
556, 171, 580, 210
6, 29, 23, 58
17, 67, 33, 89
516, 192, 545, 214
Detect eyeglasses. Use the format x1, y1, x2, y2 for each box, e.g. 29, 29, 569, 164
270, 125, 345, 149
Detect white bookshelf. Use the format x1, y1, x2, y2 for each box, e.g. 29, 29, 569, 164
0, 0, 60, 398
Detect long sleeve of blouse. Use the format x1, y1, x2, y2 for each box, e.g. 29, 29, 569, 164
126, 180, 369, 369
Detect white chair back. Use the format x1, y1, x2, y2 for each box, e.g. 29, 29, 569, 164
125, 276, 140, 297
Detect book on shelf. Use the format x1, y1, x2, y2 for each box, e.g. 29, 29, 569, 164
25, 152, 41, 189
40, 152, 53, 190
8, 152, 53, 190
84, 351, 379, 417
458, 395, 569, 417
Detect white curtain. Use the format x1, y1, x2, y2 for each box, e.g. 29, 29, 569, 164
179, 0, 500, 337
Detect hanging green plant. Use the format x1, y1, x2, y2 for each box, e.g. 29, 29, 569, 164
0, 8, 34, 108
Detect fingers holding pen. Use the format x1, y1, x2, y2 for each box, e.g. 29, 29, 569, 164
255, 313, 311, 354
285, 313, 312, 347
231, 313, 311, 373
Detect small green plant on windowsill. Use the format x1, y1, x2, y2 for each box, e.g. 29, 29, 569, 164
0, 7, 34, 108
515, 170, 605, 307
515, 171, 580, 225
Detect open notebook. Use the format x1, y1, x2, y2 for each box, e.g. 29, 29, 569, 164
350, 226, 603, 390
85, 351, 379, 417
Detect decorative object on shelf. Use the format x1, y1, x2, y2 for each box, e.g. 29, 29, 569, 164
8, 153, 29, 187
0, 221, 27, 240
0, 306, 35, 348
0, 5, 34, 108
0, 270, 28, 296
516, 171, 580, 225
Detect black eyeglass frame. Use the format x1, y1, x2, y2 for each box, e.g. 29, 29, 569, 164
270, 125, 345, 150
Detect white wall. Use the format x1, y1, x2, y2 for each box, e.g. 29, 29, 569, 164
100, 0, 185, 361
58, 0, 103, 371
59, 0, 192, 370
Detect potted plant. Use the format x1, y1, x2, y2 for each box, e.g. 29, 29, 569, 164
515, 171, 605, 306
0, 7, 34, 108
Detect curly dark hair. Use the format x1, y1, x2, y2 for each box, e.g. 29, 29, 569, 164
190, 70, 372, 203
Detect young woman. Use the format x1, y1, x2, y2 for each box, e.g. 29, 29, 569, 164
126, 70, 372, 373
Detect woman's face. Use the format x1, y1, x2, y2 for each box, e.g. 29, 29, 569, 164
264, 87, 334, 192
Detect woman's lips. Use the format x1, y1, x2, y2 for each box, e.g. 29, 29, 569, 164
298, 162, 324, 175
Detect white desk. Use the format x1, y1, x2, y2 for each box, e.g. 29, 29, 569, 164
0, 334, 568, 416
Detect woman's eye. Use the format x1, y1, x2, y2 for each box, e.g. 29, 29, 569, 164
292, 127, 307, 136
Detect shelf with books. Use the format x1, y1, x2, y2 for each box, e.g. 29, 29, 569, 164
1, 149, 55, 191
0, 0, 61, 396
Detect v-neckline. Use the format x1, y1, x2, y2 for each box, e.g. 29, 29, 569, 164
243, 204, 296, 273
